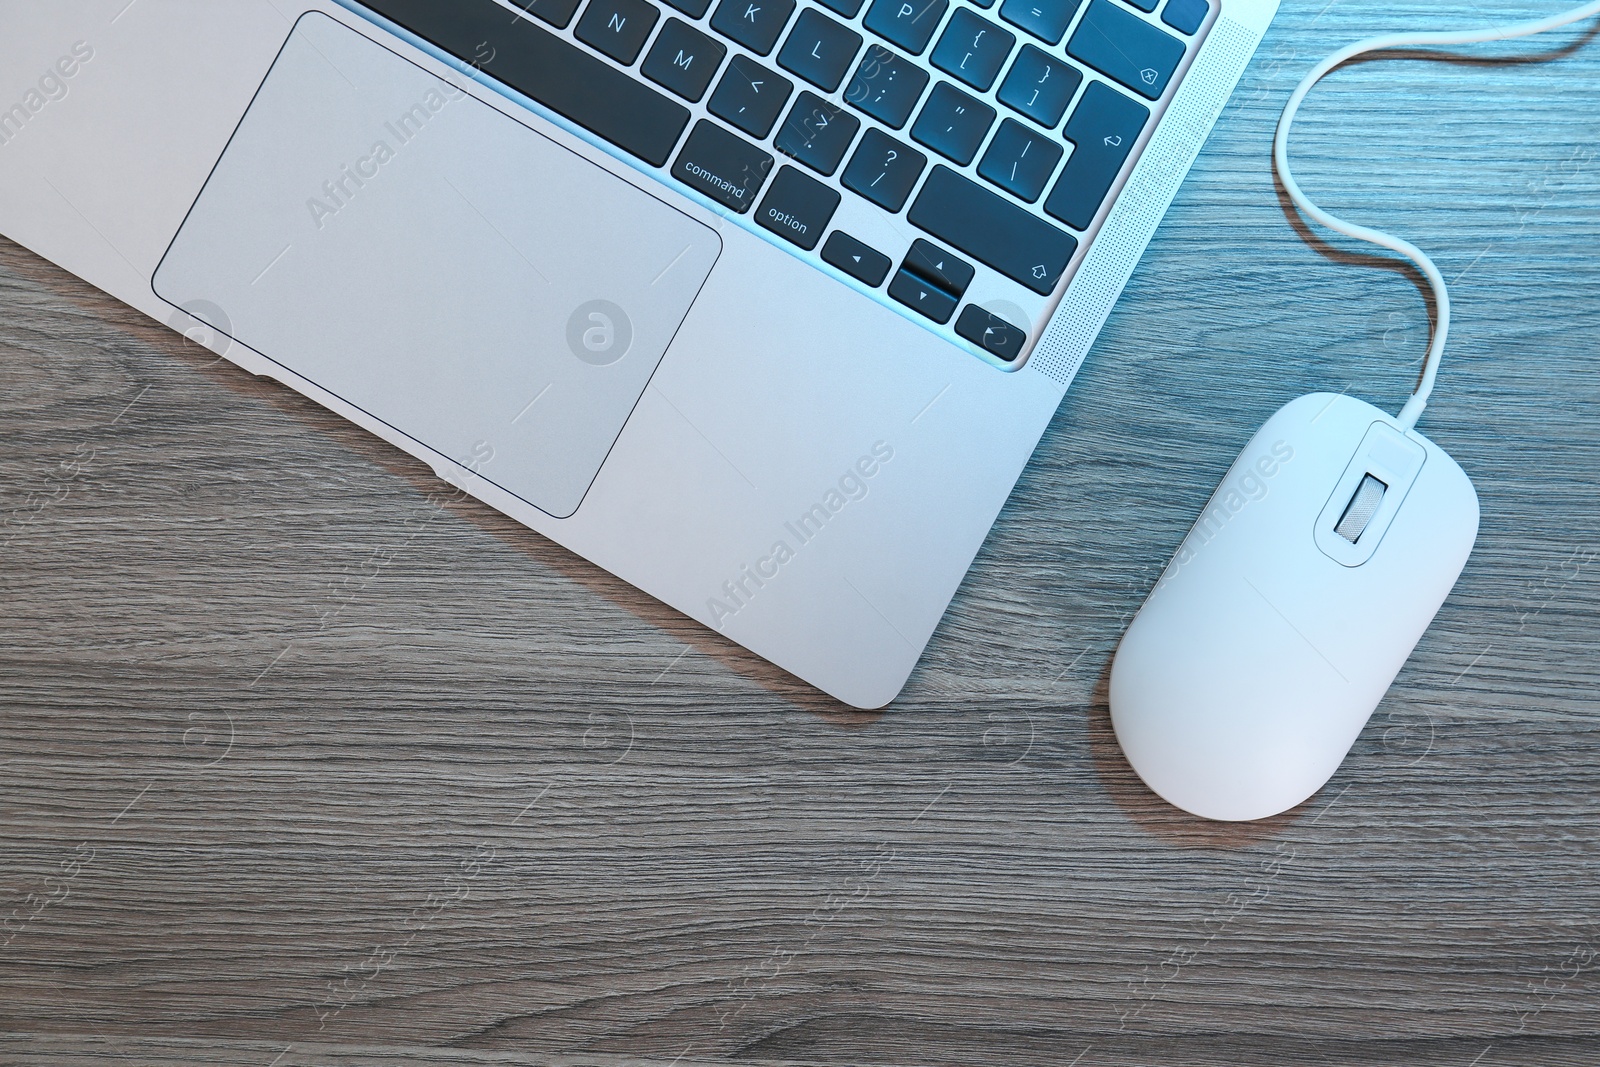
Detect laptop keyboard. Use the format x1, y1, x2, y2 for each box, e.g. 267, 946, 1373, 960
355, 0, 1212, 364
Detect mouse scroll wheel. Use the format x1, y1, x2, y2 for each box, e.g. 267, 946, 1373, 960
1335, 474, 1389, 544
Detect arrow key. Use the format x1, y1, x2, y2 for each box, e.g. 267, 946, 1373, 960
889, 266, 960, 324
821, 231, 892, 287
902, 239, 975, 297
955, 304, 1029, 361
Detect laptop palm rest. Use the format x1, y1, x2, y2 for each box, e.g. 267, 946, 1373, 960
153, 12, 721, 519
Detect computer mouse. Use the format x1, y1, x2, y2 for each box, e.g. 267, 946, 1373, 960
1109, 393, 1480, 821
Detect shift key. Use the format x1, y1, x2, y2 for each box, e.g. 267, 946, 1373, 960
908, 166, 1077, 295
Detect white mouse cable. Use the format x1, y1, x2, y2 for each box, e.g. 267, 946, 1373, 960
1273, 1, 1600, 431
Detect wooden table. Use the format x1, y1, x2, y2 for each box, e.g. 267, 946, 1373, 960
3, 2, 1598, 1064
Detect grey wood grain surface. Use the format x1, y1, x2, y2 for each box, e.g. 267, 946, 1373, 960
3, 1, 1599, 1065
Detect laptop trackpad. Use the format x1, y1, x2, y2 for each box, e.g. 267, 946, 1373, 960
153, 12, 720, 518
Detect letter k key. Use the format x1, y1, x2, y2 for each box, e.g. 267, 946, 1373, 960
712, 0, 795, 56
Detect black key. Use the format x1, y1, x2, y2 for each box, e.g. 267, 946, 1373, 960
710, 0, 796, 55
822, 231, 893, 286
862, 0, 949, 55
575, 0, 661, 64
671, 119, 773, 212
774, 92, 860, 175
843, 45, 930, 129
663, 0, 713, 17
910, 83, 994, 166
977, 118, 1062, 202
1163, 0, 1210, 35
777, 9, 863, 93
708, 55, 793, 137
930, 10, 1015, 92
1066, 0, 1185, 100
903, 239, 974, 296
970, 0, 996, 8
359, 0, 689, 167
889, 267, 960, 323
817, 0, 867, 16
643, 19, 728, 101
1124, 0, 1156, 10
996, 45, 1081, 127
1043, 81, 1147, 229
511, 0, 584, 29
955, 304, 1028, 361
909, 165, 1077, 294
841, 129, 926, 211
755, 166, 840, 249
998, 0, 1082, 45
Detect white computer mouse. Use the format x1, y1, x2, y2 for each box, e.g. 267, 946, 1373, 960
1109, 393, 1480, 821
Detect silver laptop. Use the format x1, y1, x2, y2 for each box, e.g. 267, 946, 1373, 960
0, 0, 1278, 707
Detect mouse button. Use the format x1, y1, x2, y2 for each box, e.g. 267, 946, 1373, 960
1314, 422, 1428, 568
1288, 391, 1391, 447
1348, 448, 1479, 618
1404, 444, 1482, 562
1285, 391, 1372, 428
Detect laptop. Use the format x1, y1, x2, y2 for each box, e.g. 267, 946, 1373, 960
0, 0, 1279, 707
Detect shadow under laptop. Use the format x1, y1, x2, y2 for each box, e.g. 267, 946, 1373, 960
408, 463, 883, 729
8, 237, 893, 729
